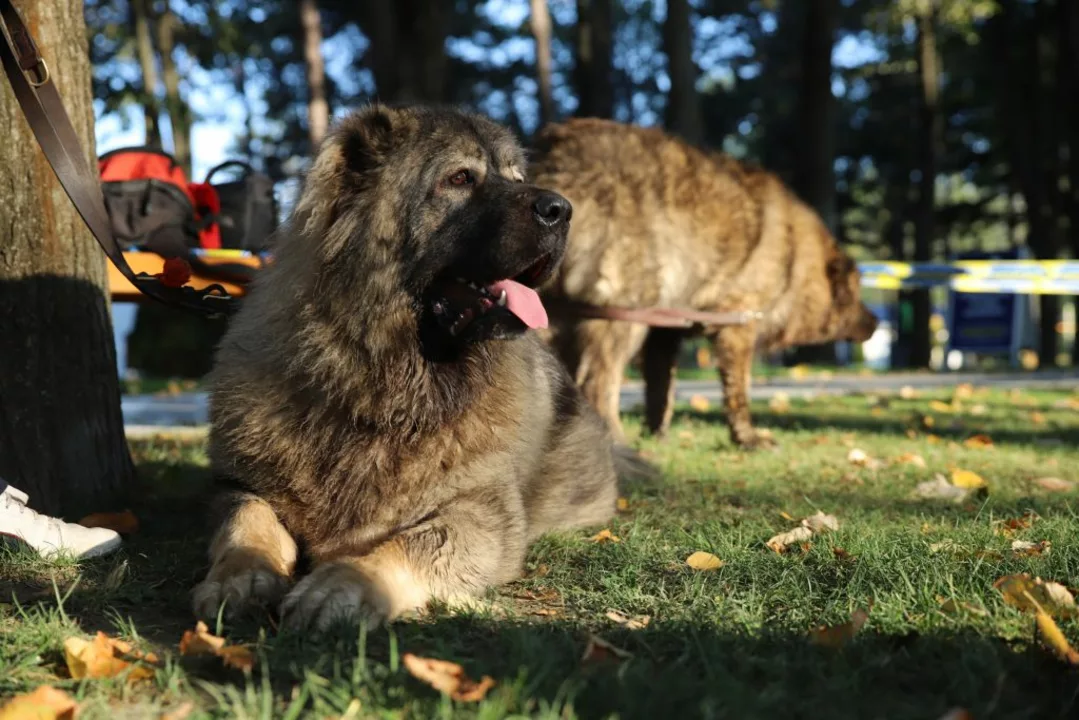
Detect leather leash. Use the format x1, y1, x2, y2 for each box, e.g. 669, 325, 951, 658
0, 0, 236, 318
544, 300, 761, 330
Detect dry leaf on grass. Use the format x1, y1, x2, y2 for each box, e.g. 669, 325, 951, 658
899, 385, 917, 399
1012, 540, 1051, 557
963, 434, 994, 449
1031, 411, 1047, 425
580, 633, 633, 664
589, 529, 621, 544
688, 394, 711, 412
766, 526, 814, 554
766, 511, 839, 553
929, 400, 954, 413
605, 610, 650, 630
832, 547, 855, 562
77, 509, 140, 535
994, 511, 1039, 537
950, 469, 987, 489
616, 497, 630, 511
893, 452, 927, 468
809, 606, 870, 648
779, 510, 795, 521
685, 551, 724, 571
0, 686, 77, 720
1035, 608, 1079, 665
179, 621, 255, 671
1034, 477, 1076, 493
64, 632, 158, 682
847, 448, 882, 470
994, 574, 1077, 619
912, 474, 983, 504
402, 653, 496, 702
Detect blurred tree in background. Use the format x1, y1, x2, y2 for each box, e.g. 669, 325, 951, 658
84, 0, 1079, 373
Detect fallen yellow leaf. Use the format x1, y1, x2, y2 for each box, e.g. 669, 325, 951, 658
685, 551, 724, 571
402, 653, 496, 702
616, 497, 629, 511
779, 510, 795, 521
605, 610, 650, 630
1035, 607, 1079, 665
688, 394, 710, 412
994, 574, 1077, 618
1011, 540, 1051, 557
894, 452, 926, 468
809, 607, 870, 648
950, 469, 986, 489
1031, 411, 1047, 425
179, 621, 255, 672
929, 400, 953, 413
77, 509, 140, 535
926, 434, 942, 444
0, 686, 77, 720
789, 364, 809, 379
963, 434, 993, 449
953, 383, 974, 399
899, 385, 917, 399
589, 529, 621, 544
64, 632, 157, 682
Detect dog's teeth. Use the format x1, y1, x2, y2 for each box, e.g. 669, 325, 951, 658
497, 289, 507, 307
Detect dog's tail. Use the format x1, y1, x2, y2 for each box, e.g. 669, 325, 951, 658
612, 443, 660, 484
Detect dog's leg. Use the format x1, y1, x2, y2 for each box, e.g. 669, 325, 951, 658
713, 325, 775, 450
279, 496, 523, 632
192, 492, 297, 621
642, 327, 682, 437
574, 320, 648, 443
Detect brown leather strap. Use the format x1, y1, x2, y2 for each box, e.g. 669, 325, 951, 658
545, 299, 762, 329
0, 0, 236, 318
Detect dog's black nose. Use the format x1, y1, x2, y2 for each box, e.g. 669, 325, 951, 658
532, 192, 572, 227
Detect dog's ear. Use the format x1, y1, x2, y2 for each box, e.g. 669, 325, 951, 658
342, 105, 405, 174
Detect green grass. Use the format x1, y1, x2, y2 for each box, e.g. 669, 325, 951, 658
4, 386, 1079, 718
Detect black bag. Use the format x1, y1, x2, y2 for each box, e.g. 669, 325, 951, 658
205, 160, 279, 253
98, 146, 207, 258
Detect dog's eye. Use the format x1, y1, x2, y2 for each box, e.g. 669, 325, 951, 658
447, 169, 475, 187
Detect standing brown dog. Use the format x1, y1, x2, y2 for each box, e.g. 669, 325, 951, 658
531, 118, 879, 450
190, 105, 640, 631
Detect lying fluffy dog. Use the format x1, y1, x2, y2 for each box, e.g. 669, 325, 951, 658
191, 104, 633, 630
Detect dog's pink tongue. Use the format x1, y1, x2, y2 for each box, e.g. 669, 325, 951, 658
488, 279, 548, 329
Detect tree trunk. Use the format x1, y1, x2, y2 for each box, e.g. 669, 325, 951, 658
530, 0, 555, 128
789, 0, 839, 366
662, 0, 703, 145
131, 0, 161, 147
363, 0, 447, 103
0, 0, 136, 518
574, 0, 613, 118
300, 0, 328, 149
155, 4, 191, 178
911, 0, 940, 369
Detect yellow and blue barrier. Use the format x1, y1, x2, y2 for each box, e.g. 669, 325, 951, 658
857, 260, 1079, 295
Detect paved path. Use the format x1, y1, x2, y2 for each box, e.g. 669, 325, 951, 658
122, 370, 1079, 433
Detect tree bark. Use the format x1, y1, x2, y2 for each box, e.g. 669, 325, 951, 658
362, 0, 448, 103
155, 3, 191, 178
0, 0, 136, 517
789, 0, 839, 366
910, 0, 940, 369
300, 0, 329, 149
530, 0, 555, 127
662, 0, 703, 145
574, 0, 613, 118
131, 0, 161, 147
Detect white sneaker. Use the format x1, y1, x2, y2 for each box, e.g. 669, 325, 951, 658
0, 484, 122, 560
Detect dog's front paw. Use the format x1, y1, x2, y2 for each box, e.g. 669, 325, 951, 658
279, 561, 389, 633
192, 553, 289, 621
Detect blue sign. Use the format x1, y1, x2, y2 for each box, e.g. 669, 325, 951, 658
945, 248, 1023, 356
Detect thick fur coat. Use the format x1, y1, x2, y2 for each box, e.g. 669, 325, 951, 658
530, 118, 879, 449
191, 105, 628, 630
